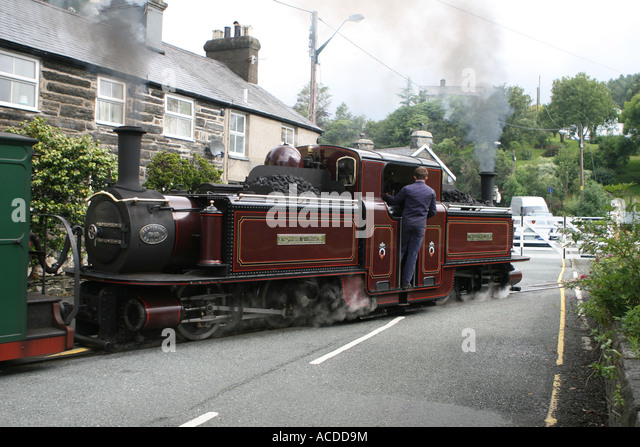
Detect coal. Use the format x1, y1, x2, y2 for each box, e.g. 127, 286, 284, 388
441, 188, 480, 205
244, 174, 320, 195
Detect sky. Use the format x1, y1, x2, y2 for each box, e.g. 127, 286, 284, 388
158, 0, 639, 122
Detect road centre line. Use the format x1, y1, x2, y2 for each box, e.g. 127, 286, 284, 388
310, 316, 405, 365
180, 411, 219, 427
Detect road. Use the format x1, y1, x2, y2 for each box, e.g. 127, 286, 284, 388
0, 246, 607, 429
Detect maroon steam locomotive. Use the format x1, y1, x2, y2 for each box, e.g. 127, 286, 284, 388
66, 126, 527, 348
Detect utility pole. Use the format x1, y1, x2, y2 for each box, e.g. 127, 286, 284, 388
308, 12, 363, 126
579, 124, 585, 199
309, 11, 318, 125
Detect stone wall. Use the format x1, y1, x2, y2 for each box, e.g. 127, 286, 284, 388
607, 335, 640, 426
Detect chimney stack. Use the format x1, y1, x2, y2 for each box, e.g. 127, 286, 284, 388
144, 0, 168, 53
100, 1, 167, 53
352, 133, 374, 150
204, 22, 261, 84
410, 124, 433, 149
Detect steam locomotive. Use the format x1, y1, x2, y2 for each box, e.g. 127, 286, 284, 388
0, 126, 527, 360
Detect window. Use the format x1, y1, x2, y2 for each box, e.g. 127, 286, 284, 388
164, 94, 194, 140
336, 156, 357, 186
96, 77, 125, 126
229, 112, 246, 156
281, 125, 295, 145
0, 50, 39, 110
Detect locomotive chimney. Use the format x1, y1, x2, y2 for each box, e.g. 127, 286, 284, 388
479, 171, 496, 205
114, 126, 146, 192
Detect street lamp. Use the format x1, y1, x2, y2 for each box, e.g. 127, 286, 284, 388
309, 12, 364, 125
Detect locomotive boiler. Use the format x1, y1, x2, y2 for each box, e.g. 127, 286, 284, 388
71, 126, 527, 348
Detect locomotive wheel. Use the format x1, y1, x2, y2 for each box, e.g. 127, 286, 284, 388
259, 280, 295, 329
175, 284, 239, 341
437, 281, 461, 306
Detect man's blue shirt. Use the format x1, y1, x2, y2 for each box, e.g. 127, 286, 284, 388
385, 180, 437, 227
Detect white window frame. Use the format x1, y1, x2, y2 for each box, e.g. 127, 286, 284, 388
95, 76, 126, 126
281, 125, 295, 146
229, 112, 247, 157
164, 93, 195, 141
0, 50, 40, 111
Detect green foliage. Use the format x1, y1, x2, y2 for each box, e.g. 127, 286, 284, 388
547, 72, 617, 143
500, 86, 540, 150
596, 135, 638, 173
320, 103, 368, 147
607, 74, 640, 108
571, 216, 640, 364
565, 181, 610, 217
293, 83, 332, 127
143, 151, 222, 193
620, 93, 640, 143
8, 117, 116, 235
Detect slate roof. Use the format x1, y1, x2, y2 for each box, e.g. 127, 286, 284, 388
0, 0, 320, 132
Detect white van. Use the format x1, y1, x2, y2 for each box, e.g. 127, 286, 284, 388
510, 196, 549, 217
510, 197, 558, 244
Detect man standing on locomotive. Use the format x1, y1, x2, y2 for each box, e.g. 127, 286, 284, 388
383, 166, 437, 288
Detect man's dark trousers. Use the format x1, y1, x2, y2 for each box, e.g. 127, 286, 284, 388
400, 224, 425, 287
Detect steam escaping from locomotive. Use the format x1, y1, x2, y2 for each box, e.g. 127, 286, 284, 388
465, 88, 512, 174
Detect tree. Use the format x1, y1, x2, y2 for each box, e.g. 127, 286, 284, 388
597, 135, 638, 172
320, 103, 368, 147
397, 78, 428, 107
620, 93, 640, 143
365, 100, 462, 149
607, 73, 640, 108
548, 73, 617, 142
293, 83, 332, 128
547, 73, 617, 196
500, 86, 540, 150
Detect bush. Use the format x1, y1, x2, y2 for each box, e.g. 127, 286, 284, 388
143, 151, 222, 193
8, 117, 116, 238
571, 216, 640, 359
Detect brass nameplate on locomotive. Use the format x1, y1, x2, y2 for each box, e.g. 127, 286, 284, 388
277, 234, 326, 245
467, 232, 493, 241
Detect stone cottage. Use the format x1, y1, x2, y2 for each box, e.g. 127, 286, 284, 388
0, 0, 322, 183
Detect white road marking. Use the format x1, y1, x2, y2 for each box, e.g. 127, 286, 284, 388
310, 316, 405, 365
180, 411, 219, 427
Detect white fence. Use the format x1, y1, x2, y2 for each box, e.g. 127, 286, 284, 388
513, 216, 600, 259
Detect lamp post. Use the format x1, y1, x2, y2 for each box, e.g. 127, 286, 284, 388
309, 12, 364, 125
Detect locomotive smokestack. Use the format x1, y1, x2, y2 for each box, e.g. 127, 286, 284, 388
114, 126, 146, 192
479, 171, 495, 205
